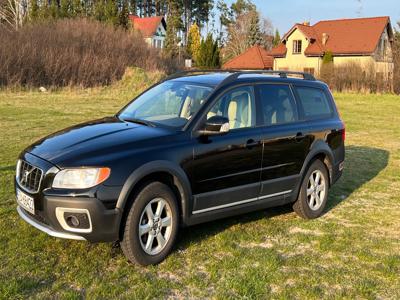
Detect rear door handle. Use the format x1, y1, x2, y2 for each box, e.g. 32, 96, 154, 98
246, 139, 261, 149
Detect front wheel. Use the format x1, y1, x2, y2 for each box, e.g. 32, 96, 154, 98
293, 160, 329, 219
120, 182, 179, 266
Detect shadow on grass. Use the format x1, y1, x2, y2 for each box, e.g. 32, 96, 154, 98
176, 145, 389, 249
326, 145, 389, 210
0, 165, 15, 172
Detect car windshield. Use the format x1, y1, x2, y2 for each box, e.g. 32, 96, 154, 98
119, 81, 214, 129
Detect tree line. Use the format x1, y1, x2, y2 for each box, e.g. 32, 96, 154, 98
1, 0, 274, 67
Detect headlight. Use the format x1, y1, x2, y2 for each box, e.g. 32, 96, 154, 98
52, 167, 111, 189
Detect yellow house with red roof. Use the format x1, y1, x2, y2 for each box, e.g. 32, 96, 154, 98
269, 17, 394, 78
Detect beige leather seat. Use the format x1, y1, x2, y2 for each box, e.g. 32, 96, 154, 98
180, 96, 205, 119
267, 95, 295, 125
228, 93, 252, 129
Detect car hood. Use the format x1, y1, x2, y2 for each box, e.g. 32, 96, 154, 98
25, 117, 175, 166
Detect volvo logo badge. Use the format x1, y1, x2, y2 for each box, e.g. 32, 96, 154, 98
21, 169, 33, 185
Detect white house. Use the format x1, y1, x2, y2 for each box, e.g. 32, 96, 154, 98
129, 15, 167, 49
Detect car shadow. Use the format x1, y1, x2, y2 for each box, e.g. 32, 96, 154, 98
175, 145, 389, 250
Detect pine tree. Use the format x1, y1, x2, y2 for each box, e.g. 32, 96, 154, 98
94, 1, 106, 22
104, 0, 118, 26
247, 10, 262, 47
129, 0, 137, 15
29, 0, 39, 21
211, 39, 220, 68
49, 0, 60, 19
72, 0, 83, 17
273, 29, 280, 46
38, 1, 51, 20
60, 0, 71, 18
164, 0, 183, 58
197, 33, 220, 68
118, 1, 130, 29
187, 23, 201, 62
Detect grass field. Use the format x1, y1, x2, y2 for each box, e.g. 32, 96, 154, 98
0, 72, 399, 299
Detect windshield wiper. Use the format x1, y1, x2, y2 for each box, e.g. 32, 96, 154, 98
121, 118, 156, 127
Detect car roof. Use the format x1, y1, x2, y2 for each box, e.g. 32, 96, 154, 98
167, 71, 327, 89
169, 72, 232, 86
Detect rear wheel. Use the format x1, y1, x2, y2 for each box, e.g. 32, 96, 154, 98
293, 160, 329, 219
120, 182, 179, 266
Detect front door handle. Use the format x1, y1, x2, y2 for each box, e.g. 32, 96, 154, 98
294, 132, 306, 141
246, 139, 261, 149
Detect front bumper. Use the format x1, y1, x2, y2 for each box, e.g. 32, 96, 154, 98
17, 195, 122, 242
17, 206, 86, 240
15, 152, 123, 242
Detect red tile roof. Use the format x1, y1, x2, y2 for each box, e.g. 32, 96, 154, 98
222, 45, 274, 70
269, 16, 392, 57
129, 15, 165, 38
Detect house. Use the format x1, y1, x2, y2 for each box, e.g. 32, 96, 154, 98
222, 45, 274, 70
129, 15, 167, 49
269, 16, 394, 79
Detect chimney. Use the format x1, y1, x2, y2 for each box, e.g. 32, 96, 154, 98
322, 33, 329, 45
303, 21, 310, 26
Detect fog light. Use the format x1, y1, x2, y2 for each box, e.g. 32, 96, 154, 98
55, 207, 92, 233
66, 215, 80, 227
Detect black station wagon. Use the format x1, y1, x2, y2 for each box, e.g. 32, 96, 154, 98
15, 70, 345, 265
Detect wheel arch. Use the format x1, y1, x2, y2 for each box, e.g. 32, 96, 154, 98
292, 141, 334, 202
116, 161, 192, 229
301, 141, 334, 184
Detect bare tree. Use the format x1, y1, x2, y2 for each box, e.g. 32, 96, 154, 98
0, 0, 28, 30
224, 9, 273, 61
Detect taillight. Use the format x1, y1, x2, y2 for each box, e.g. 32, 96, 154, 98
341, 124, 346, 142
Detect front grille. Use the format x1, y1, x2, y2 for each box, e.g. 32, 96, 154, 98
17, 160, 43, 193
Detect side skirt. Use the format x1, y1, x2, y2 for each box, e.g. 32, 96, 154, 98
186, 190, 294, 226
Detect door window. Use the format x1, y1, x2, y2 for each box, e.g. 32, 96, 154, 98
295, 87, 333, 120
207, 86, 256, 130
258, 84, 298, 126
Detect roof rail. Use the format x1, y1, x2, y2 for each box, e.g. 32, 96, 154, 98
165, 69, 316, 84
229, 70, 316, 81
164, 69, 239, 81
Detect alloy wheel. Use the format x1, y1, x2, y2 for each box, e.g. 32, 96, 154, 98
138, 198, 173, 255
306, 170, 326, 211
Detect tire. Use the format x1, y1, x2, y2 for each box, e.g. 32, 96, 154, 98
293, 159, 329, 219
120, 181, 179, 266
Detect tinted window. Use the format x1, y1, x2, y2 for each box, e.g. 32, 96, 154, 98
295, 87, 333, 120
119, 81, 213, 128
258, 84, 298, 126
207, 86, 256, 130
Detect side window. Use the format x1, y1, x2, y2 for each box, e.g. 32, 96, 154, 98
295, 87, 333, 120
207, 86, 256, 130
258, 84, 298, 126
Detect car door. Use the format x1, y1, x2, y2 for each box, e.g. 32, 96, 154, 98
190, 85, 264, 214
256, 83, 312, 200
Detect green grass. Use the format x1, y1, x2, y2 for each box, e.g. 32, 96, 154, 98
1, 75, 399, 299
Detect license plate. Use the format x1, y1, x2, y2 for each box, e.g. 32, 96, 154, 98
16, 188, 35, 214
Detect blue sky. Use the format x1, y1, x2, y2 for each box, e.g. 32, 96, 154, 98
223, 0, 400, 34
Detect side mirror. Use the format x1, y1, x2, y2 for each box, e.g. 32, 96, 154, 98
198, 116, 230, 136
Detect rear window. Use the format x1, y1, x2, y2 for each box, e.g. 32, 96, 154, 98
295, 87, 333, 120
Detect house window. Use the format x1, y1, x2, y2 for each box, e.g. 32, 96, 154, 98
293, 40, 302, 54
152, 39, 157, 48
157, 40, 162, 48
304, 68, 315, 76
